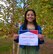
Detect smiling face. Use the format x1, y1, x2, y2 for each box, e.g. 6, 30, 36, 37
26, 11, 35, 23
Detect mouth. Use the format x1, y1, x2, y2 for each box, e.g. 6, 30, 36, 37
28, 17, 33, 20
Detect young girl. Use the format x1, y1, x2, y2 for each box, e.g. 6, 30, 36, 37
14, 9, 44, 54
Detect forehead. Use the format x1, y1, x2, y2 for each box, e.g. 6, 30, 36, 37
26, 11, 34, 14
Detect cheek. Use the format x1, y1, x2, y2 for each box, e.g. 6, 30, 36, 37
26, 17, 34, 22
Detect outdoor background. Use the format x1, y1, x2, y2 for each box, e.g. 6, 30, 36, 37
0, 0, 53, 54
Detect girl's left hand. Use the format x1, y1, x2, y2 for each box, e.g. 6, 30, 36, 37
38, 34, 44, 41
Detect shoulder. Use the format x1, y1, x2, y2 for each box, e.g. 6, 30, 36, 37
37, 25, 41, 30
19, 24, 24, 30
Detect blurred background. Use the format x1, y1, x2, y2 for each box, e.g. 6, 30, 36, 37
0, 0, 53, 54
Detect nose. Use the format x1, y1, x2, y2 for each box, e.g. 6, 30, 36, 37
29, 15, 32, 17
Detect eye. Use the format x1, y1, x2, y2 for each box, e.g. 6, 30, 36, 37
27, 14, 34, 16
27, 14, 30, 16
31, 14, 34, 16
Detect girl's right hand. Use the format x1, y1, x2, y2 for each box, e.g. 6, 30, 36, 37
13, 33, 18, 40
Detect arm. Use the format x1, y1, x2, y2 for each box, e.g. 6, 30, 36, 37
14, 25, 23, 43
38, 26, 44, 44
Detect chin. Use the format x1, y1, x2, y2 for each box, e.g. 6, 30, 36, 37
28, 20, 33, 22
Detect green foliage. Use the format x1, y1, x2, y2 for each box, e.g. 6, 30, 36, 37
0, 38, 12, 54
27, 0, 53, 38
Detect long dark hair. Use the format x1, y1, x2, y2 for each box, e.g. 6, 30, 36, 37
22, 9, 38, 30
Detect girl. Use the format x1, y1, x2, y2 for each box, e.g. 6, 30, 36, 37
14, 9, 44, 54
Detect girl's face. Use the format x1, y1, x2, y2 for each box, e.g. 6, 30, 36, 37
26, 11, 35, 23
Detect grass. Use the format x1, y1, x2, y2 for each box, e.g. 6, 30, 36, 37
48, 35, 53, 39
0, 37, 13, 54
